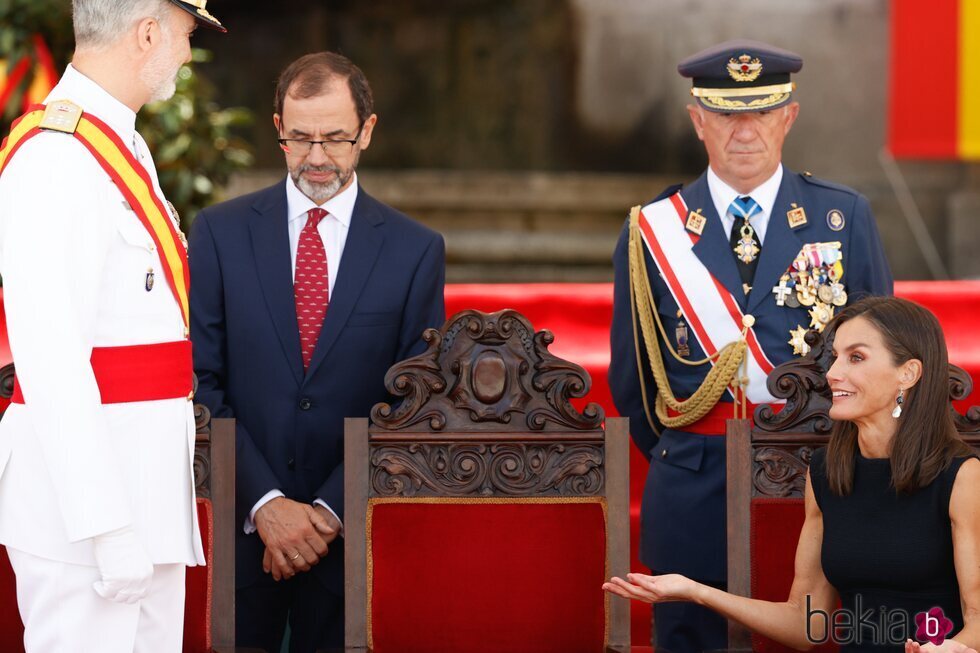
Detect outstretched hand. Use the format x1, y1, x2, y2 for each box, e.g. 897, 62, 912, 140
602, 573, 700, 604
907, 639, 979, 653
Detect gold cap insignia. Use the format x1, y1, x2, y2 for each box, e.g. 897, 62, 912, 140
39, 100, 83, 134
178, 0, 224, 29
728, 54, 763, 82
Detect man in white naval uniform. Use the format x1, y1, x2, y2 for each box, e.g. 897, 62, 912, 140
0, 1, 225, 651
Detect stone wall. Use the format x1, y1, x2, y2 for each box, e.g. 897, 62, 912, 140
201, 0, 979, 280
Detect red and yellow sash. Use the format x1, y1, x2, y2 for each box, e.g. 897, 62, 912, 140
0, 104, 190, 328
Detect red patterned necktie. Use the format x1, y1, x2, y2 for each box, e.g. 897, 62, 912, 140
295, 207, 329, 370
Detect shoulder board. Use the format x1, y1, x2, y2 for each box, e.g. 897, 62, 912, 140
798, 171, 859, 196
648, 183, 684, 205
38, 100, 82, 135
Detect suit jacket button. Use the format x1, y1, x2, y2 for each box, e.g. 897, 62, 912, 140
287, 458, 296, 470
299, 398, 312, 410
661, 448, 668, 459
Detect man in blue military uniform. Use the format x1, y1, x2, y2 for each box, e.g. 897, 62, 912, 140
609, 40, 893, 652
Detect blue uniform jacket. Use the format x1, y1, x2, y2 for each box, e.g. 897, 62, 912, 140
189, 181, 446, 592
609, 168, 893, 580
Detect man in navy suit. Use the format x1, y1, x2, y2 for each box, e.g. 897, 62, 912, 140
189, 52, 446, 653
608, 40, 892, 652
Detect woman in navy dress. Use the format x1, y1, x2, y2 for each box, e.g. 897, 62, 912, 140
605, 297, 980, 652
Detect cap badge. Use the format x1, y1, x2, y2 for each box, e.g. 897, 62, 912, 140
728, 54, 763, 83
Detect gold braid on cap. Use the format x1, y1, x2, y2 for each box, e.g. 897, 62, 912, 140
180, 0, 222, 25
627, 205, 748, 431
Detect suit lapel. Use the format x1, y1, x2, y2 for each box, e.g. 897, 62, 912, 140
746, 172, 805, 313
685, 176, 746, 306
304, 188, 385, 380
248, 182, 304, 386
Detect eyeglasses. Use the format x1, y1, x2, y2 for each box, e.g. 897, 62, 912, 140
278, 126, 363, 157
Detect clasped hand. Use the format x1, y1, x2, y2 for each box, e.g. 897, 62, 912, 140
254, 497, 340, 581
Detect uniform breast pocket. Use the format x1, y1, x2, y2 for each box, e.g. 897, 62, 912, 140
104, 213, 167, 314
115, 213, 157, 254
346, 311, 400, 327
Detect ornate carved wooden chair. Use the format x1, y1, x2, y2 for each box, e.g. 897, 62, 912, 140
0, 364, 239, 653
726, 331, 980, 652
344, 309, 631, 653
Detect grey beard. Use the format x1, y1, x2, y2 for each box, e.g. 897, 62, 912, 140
292, 165, 350, 203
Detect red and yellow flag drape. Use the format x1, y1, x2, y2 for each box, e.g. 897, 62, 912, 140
0, 36, 59, 116
888, 0, 980, 159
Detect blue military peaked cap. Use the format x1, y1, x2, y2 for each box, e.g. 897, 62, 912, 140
167, 0, 227, 32
678, 39, 802, 112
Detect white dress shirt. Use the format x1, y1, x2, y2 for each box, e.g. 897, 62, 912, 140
244, 175, 359, 535
706, 163, 783, 245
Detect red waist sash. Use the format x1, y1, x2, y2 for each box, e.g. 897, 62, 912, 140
11, 340, 193, 405
664, 401, 760, 436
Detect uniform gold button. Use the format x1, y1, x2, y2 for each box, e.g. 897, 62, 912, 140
661, 449, 668, 459
742, 314, 756, 328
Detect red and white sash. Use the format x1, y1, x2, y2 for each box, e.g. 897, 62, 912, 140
637, 193, 777, 404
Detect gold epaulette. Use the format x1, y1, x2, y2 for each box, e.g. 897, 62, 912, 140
38, 100, 82, 134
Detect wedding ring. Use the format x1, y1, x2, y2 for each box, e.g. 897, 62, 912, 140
290, 552, 301, 561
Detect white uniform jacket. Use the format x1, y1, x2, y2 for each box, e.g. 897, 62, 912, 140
0, 65, 204, 566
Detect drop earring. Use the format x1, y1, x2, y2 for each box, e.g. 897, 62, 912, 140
892, 389, 904, 418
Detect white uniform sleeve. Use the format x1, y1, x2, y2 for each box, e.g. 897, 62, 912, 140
0, 134, 132, 542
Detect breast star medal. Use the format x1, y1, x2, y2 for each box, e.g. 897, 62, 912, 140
808, 302, 834, 331
788, 326, 811, 356
734, 223, 760, 264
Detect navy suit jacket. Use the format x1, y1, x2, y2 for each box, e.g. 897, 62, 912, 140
608, 168, 893, 579
189, 180, 446, 591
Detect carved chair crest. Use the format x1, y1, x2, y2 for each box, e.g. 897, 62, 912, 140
363, 309, 607, 499
372, 309, 603, 433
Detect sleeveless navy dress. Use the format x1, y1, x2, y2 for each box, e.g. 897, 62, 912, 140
809, 447, 976, 651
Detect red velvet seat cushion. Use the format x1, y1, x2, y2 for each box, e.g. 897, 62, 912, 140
0, 498, 213, 653
751, 498, 837, 653
369, 499, 608, 653
184, 497, 214, 653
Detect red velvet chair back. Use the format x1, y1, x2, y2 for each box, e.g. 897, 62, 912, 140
345, 309, 631, 653
726, 331, 980, 652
